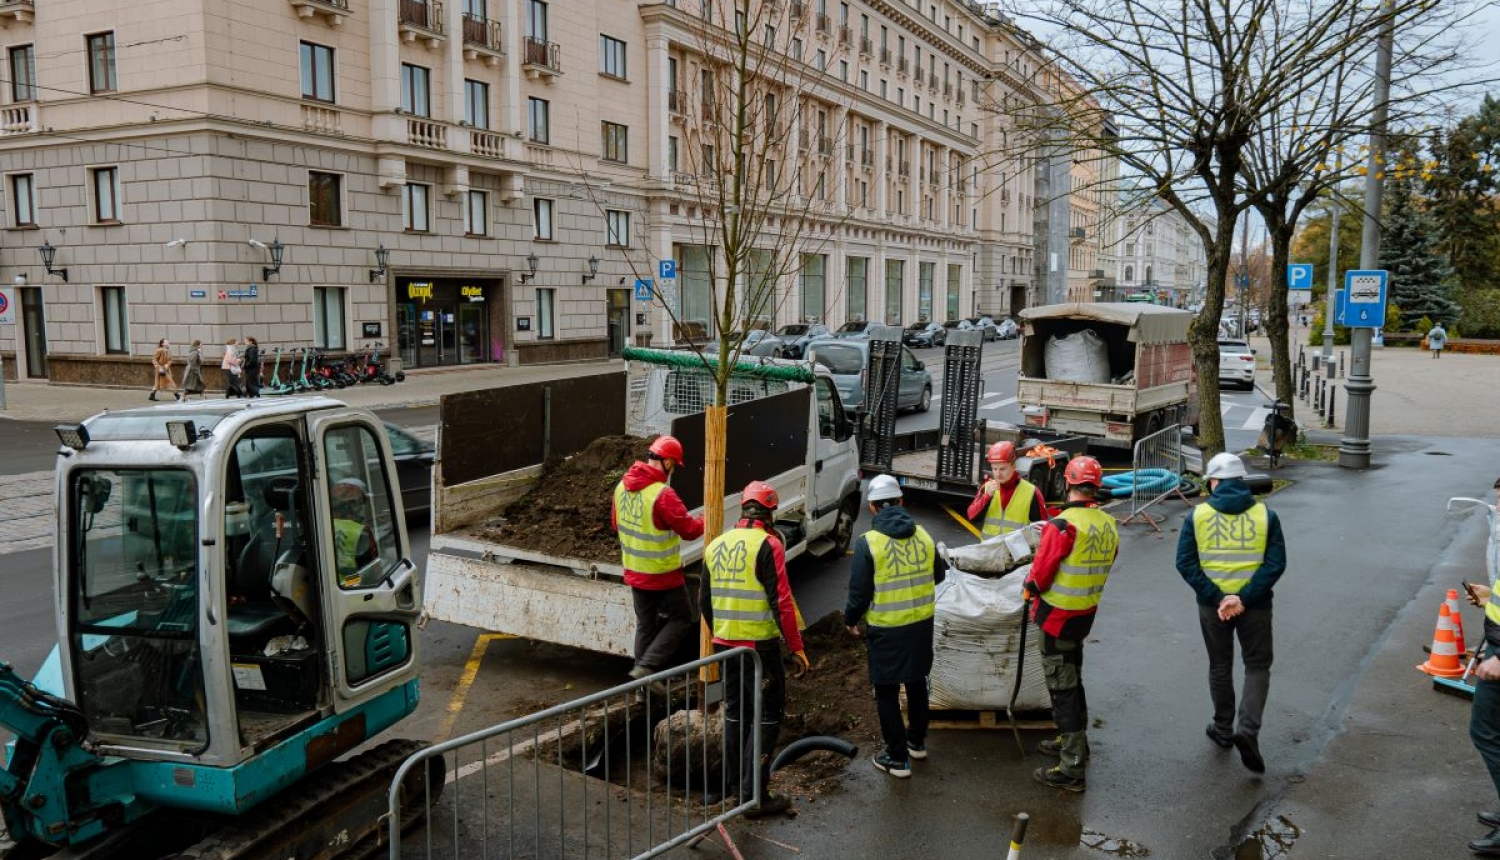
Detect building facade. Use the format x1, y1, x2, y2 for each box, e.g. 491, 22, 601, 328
1114, 199, 1207, 306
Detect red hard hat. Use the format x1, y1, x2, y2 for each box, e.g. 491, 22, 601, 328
1064, 456, 1104, 488
649, 435, 685, 465
986, 441, 1018, 464
741, 480, 779, 510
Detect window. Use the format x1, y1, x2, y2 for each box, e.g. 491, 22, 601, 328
300, 42, 335, 102
815, 49, 825, 70
9, 173, 35, 227
402, 183, 430, 232
313, 286, 346, 349
8, 45, 36, 102
946, 264, 961, 320
533, 197, 554, 240
537, 288, 556, 338
668, 136, 679, 172
880, 79, 887, 99
464, 189, 488, 236
918, 261, 934, 320
323, 424, 402, 591
791, 37, 803, 59
606, 209, 630, 248
528, 97, 550, 143
860, 70, 868, 90
801, 254, 826, 320
400, 64, 430, 117
526, 0, 548, 40
884, 259, 904, 324
600, 35, 627, 79
91, 167, 120, 223
840, 60, 848, 81
87, 32, 116, 94
308, 171, 342, 227
464, 79, 490, 129
700, 143, 715, 174
101, 287, 128, 354
846, 256, 868, 321
601, 121, 629, 163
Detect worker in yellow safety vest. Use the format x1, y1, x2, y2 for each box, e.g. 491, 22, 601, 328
1023, 456, 1117, 793
700, 480, 809, 819
330, 477, 379, 588
844, 474, 948, 779
1176, 452, 1286, 776
967, 441, 1047, 537
1462, 476, 1500, 857
612, 435, 704, 682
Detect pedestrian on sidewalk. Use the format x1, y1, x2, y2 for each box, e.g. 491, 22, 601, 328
612, 435, 703, 682
1025, 456, 1118, 793
1177, 452, 1287, 774
845, 474, 947, 779
243, 337, 262, 398
221, 338, 243, 398
968, 441, 1047, 538
1427, 321, 1448, 359
179, 339, 206, 399
1462, 476, 1500, 857
700, 480, 809, 818
150, 339, 177, 402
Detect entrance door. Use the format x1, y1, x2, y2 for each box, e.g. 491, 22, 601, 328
1009, 285, 1026, 318
458, 303, 488, 364
396, 304, 417, 368
20, 287, 46, 378
606, 289, 630, 356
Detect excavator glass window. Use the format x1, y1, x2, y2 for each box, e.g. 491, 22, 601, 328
68, 468, 207, 749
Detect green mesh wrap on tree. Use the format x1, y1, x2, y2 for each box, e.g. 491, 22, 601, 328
622, 347, 815, 383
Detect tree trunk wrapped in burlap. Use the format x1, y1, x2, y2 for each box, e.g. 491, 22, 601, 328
651, 708, 726, 788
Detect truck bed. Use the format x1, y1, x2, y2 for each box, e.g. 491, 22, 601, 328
1016, 378, 1190, 414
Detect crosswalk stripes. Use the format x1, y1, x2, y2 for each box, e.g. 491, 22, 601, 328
1242, 407, 1271, 431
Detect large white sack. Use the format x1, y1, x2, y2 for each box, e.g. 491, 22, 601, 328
1044, 329, 1111, 383
929, 567, 1050, 711
939, 526, 1041, 575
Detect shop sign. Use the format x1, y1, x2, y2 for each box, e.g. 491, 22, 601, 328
517, 317, 532, 331
462, 285, 485, 303
408, 282, 435, 303
362, 322, 382, 337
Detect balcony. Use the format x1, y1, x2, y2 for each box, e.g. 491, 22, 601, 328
470, 129, 504, 158
898, 160, 910, 177
897, 57, 908, 74
956, 89, 965, 106
523, 37, 562, 80
1069, 227, 1087, 240
838, 25, 851, 46
789, 0, 805, 19
288, 0, 345, 27
815, 13, 829, 33
668, 88, 684, 115
860, 149, 874, 168
879, 47, 891, 66
860, 36, 872, 56
1, 103, 37, 136
818, 135, 832, 155
799, 128, 812, 152
407, 117, 448, 150
398, 0, 444, 49
943, 82, 952, 98
462, 14, 504, 66
914, 67, 925, 84
301, 104, 343, 136
1090, 269, 1106, 280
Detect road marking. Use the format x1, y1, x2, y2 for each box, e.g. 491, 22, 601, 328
941, 503, 983, 539
1242, 407, 1271, 431
981, 397, 1018, 410
1220, 403, 1234, 416
438, 632, 516, 742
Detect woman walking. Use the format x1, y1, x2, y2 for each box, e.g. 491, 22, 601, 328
243, 337, 262, 398
180, 339, 206, 400
151, 339, 177, 402
222, 337, 243, 398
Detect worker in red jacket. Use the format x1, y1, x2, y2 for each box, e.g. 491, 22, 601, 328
967, 441, 1047, 537
1023, 455, 1118, 793
612, 435, 704, 682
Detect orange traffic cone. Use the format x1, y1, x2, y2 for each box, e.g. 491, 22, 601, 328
1418, 603, 1465, 678
1446, 589, 1470, 659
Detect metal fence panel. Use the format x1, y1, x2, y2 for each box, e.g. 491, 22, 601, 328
1117, 423, 1193, 531
387, 648, 763, 860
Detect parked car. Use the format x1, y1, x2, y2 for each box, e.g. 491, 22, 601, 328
774, 322, 830, 358
382, 422, 437, 517
834, 320, 877, 339
995, 317, 1021, 340
941, 319, 979, 340
808, 339, 933, 413
1218, 339, 1257, 390
967, 316, 1000, 341
903, 321, 946, 348
702, 328, 787, 358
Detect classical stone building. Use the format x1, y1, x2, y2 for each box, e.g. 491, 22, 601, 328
1114, 199, 1208, 305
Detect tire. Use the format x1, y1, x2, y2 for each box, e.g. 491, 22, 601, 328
917, 385, 932, 413
936, 333, 946, 347
1145, 411, 1164, 436
827, 495, 860, 559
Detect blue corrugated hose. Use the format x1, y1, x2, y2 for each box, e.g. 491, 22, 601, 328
1100, 468, 1180, 497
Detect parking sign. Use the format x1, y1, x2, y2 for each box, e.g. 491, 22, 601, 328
1287, 264, 1313, 290
658, 259, 677, 280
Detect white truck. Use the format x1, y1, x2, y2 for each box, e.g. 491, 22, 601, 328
1016, 303, 1200, 449
421, 357, 863, 656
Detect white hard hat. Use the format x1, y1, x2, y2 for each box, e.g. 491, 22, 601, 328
867, 474, 903, 503
1204, 452, 1248, 480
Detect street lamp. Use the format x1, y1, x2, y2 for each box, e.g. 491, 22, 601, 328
519, 252, 540, 284
260, 238, 285, 282
369, 244, 391, 283
37, 242, 68, 282
582, 254, 600, 284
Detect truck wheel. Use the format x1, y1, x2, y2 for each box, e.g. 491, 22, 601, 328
917, 386, 932, 413
829, 495, 860, 558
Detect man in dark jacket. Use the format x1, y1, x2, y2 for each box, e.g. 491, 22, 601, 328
845, 474, 948, 779
1177, 452, 1287, 774
1462, 476, 1500, 857
612, 435, 704, 681
701, 480, 809, 818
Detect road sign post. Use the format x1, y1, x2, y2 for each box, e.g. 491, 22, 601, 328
0, 288, 13, 410
634, 279, 654, 302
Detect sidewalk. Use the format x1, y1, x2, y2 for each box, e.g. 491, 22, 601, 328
0, 359, 624, 424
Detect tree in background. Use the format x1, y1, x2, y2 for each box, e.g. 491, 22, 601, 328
1291, 190, 1364, 306
1425, 96, 1500, 304
1378, 165, 1460, 328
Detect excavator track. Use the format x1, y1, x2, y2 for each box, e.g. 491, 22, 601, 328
160, 738, 444, 860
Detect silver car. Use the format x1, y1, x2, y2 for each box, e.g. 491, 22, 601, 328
808, 339, 933, 413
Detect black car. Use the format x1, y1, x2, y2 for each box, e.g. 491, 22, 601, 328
382, 422, 436, 519
774, 323, 830, 358
903, 321, 946, 348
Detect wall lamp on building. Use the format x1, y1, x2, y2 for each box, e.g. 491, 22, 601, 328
519, 252, 540, 284
582, 255, 600, 284
369, 244, 391, 283
250, 237, 285, 282
38, 242, 68, 282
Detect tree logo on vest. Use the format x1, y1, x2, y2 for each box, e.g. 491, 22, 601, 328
618, 488, 645, 520
710, 538, 750, 579
1204, 511, 1258, 548
1077, 523, 1118, 562
889, 537, 930, 574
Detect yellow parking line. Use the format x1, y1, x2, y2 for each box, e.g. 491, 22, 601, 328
942, 503, 983, 539
439, 632, 515, 742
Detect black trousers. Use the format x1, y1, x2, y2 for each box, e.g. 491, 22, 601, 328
1472, 674, 1500, 805
631, 585, 693, 672
1198, 604, 1274, 740
874, 678, 928, 762
719, 642, 785, 802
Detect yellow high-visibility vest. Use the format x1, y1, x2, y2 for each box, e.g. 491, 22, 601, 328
334, 518, 366, 587
1488, 575, 1500, 626
614, 480, 681, 575
1192, 502, 1270, 595
1041, 506, 1118, 611
707, 528, 778, 642
982, 479, 1039, 537
865, 526, 937, 627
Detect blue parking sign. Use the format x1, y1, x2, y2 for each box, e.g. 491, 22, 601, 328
635, 279, 654, 302
1287, 264, 1313, 290
658, 259, 677, 280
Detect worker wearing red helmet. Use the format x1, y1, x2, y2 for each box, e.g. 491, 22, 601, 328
612, 434, 704, 683
700, 480, 809, 818
966, 441, 1047, 537
1023, 455, 1119, 794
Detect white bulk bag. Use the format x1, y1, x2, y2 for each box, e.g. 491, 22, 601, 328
929, 567, 1050, 711
1044, 329, 1111, 383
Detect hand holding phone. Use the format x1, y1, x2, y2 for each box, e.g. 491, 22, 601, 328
1465, 581, 1492, 607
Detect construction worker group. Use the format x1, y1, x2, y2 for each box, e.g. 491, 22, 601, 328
612, 434, 1285, 812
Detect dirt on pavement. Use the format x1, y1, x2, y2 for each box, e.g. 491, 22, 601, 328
775, 612, 880, 795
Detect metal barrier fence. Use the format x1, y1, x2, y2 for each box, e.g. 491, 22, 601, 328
387, 648, 763, 860
1117, 423, 1193, 531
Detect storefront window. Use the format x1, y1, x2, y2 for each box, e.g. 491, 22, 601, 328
396, 279, 495, 367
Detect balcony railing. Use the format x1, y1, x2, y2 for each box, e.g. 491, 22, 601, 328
879, 47, 891, 65
956, 89, 965, 106
943, 82, 952, 97
471, 129, 504, 158
301, 104, 342, 135
1090, 269, 1106, 279
815, 13, 830, 32
790, 0, 805, 19
0, 104, 37, 136
668, 89, 684, 114
1069, 227, 1086, 239
289, 0, 346, 26
859, 36, 872, 55
523, 37, 562, 77
462, 14, 504, 58
407, 117, 448, 149
860, 148, 874, 167
897, 57, 908, 74
838, 25, 851, 45
399, 0, 444, 35
898, 160, 910, 177
818, 135, 832, 155
914, 67, 925, 84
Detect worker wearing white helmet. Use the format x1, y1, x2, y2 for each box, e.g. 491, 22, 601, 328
844, 474, 948, 779
1176, 451, 1287, 775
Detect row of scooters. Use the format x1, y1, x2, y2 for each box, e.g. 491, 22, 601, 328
260, 343, 406, 395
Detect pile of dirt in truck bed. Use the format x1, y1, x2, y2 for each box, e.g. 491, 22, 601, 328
775, 612, 882, 795
478, 435, 654, 561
